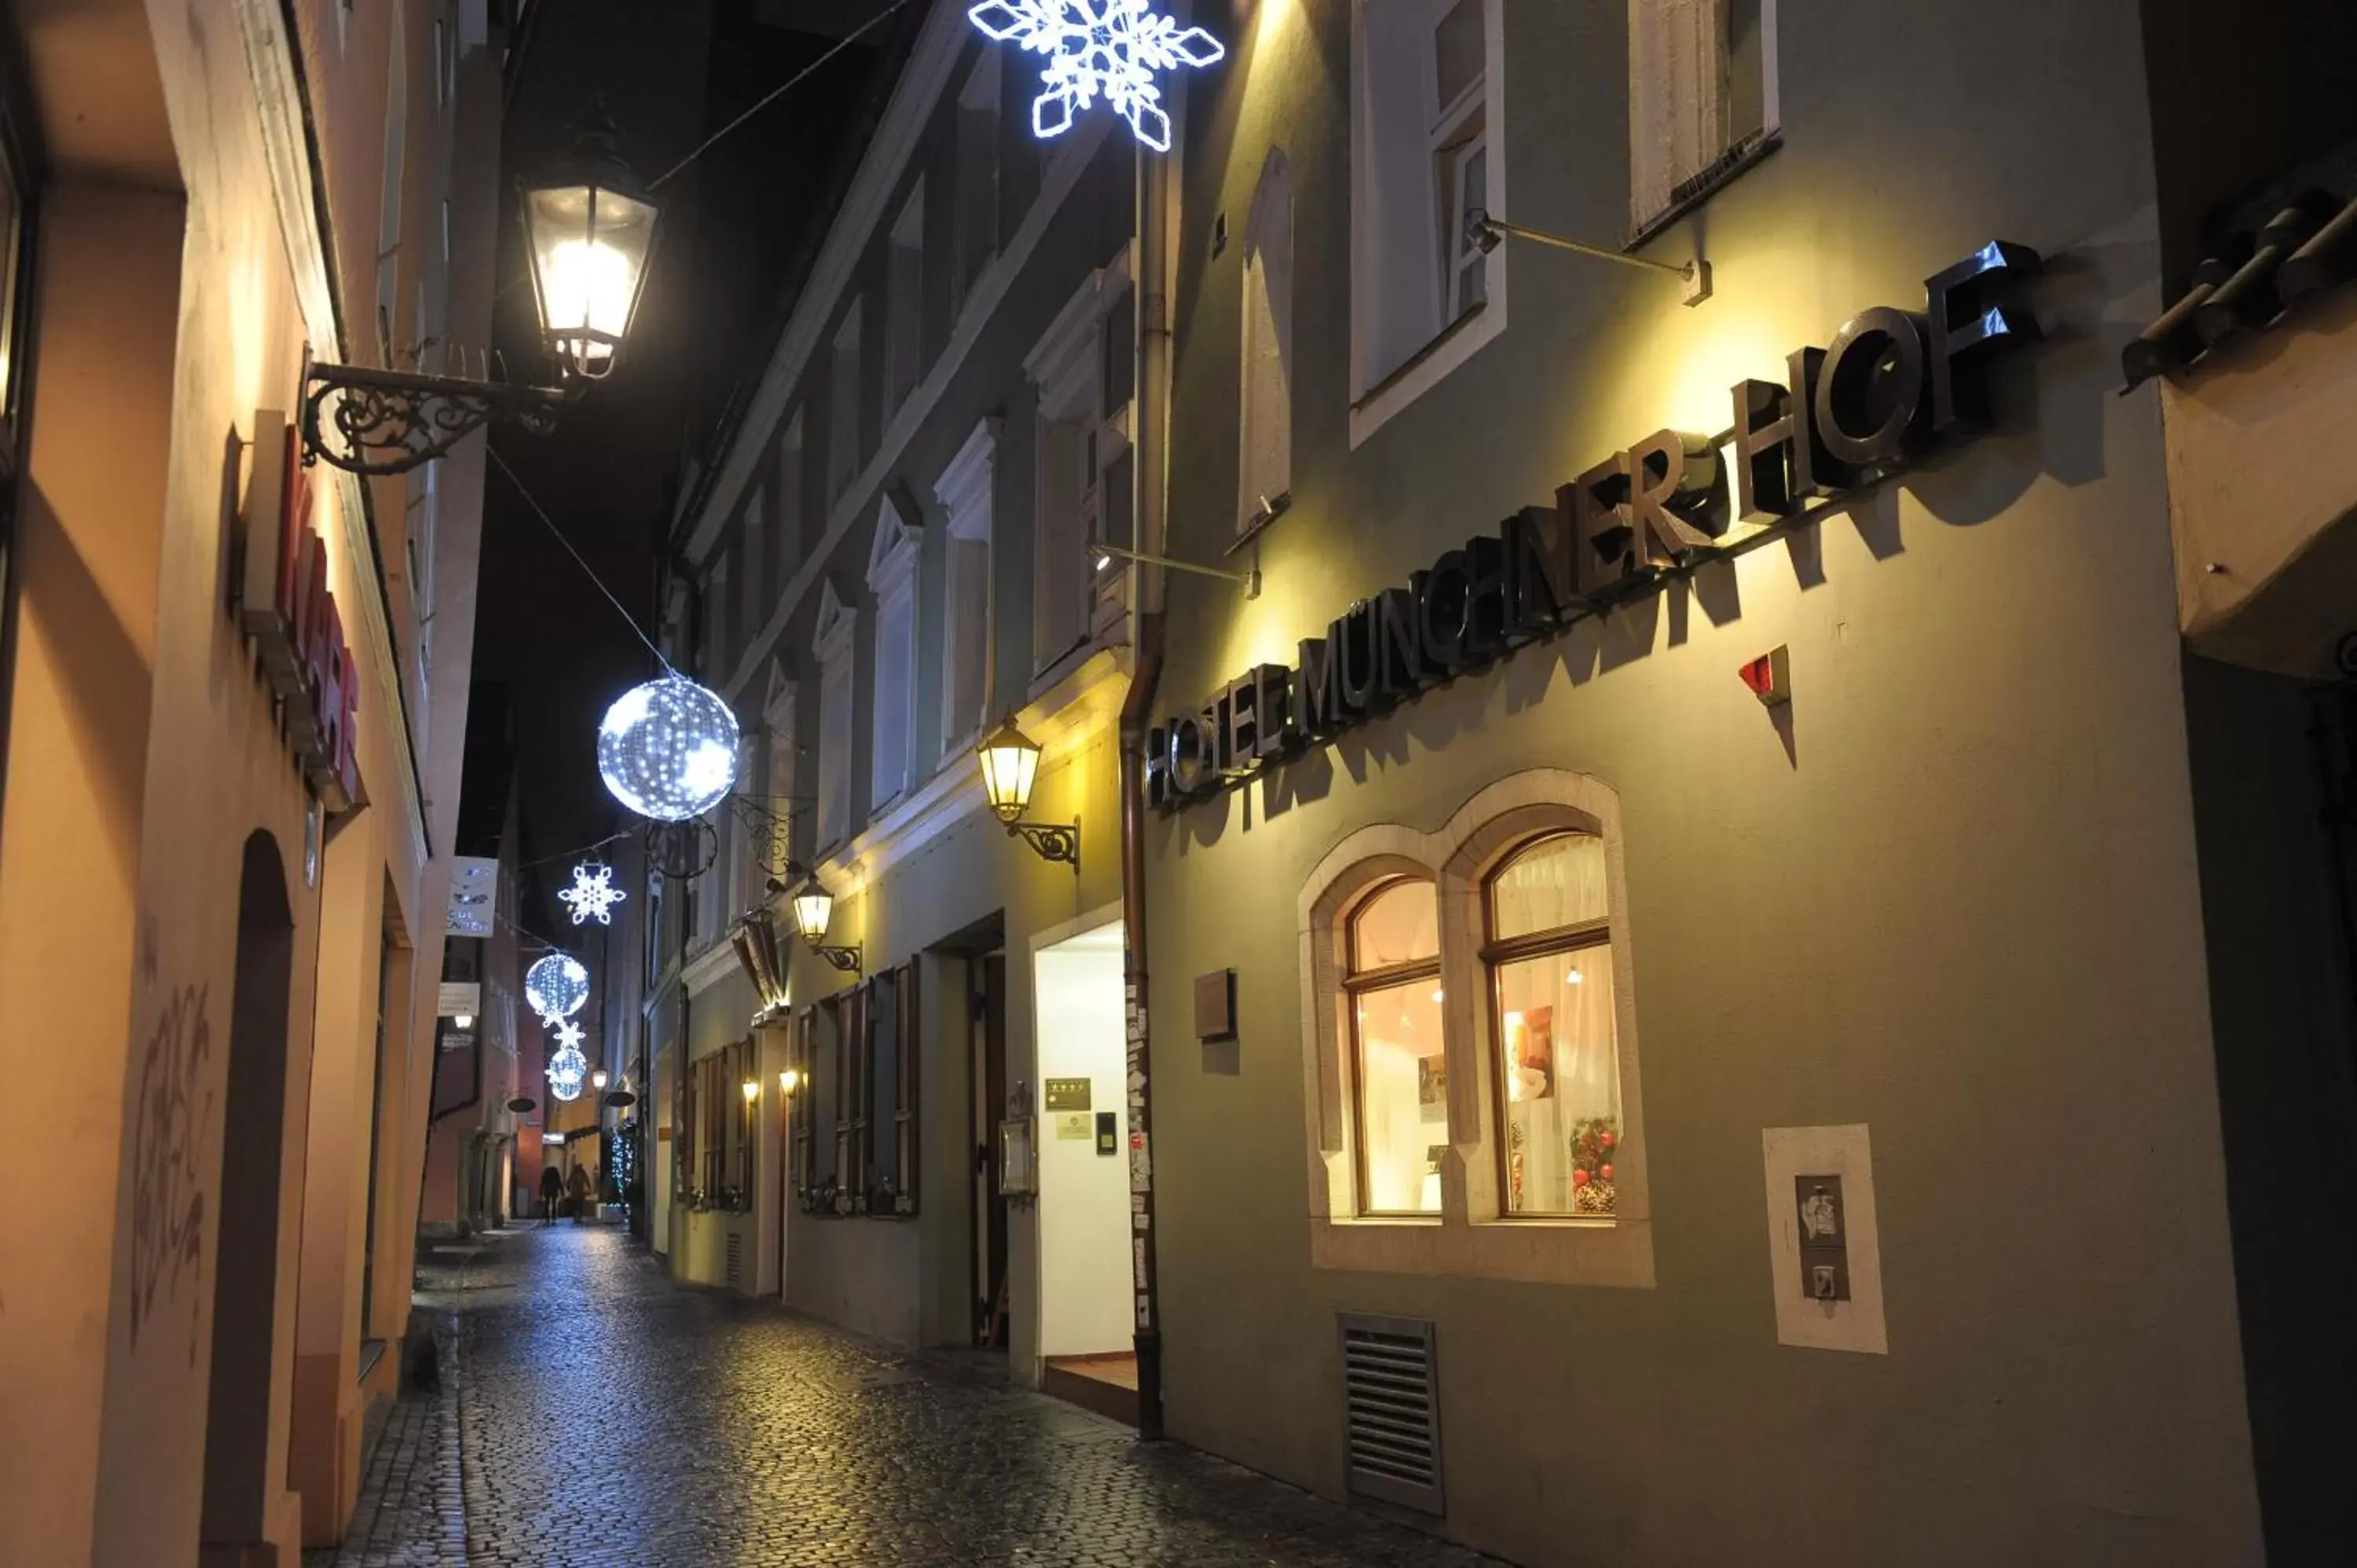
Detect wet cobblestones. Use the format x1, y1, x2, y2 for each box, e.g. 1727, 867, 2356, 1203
311, 1223, 1501, 1567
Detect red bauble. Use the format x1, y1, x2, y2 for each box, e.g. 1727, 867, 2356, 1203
1571, 1168, 1590, 1187
1600, 1130, 1615, 1149
1600, 1163, 1615, 1181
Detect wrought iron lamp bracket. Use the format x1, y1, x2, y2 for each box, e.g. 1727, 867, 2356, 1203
810, 943, 863, 976
1006, 819, 1081, 874
300, 354, 574, 476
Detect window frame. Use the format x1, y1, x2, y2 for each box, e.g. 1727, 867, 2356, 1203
1295, 771, 1654, 1288
1626, 0, 1782, 239
934, 419, 999, 758
1479, 833, 1618, 1219
1343, 876, 1445, 1218
1347, 0, 1508, 449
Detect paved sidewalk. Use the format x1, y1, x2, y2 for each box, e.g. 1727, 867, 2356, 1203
306, 1223, 1504, 1567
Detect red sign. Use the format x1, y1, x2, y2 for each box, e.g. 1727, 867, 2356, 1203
243, 413, 360, 811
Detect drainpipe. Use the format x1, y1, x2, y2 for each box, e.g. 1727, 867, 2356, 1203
1124, 104, 1178, 1440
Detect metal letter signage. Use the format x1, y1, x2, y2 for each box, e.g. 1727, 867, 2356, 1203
244, 414, 361, 812
1146, 243, 2041, 809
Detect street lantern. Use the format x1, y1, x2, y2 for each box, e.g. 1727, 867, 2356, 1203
779, 1068, 801, 1096
297, 107, 662, 475
787, 876, 862, 975
520, 109, 661, 380
975, 716, 1080, 871
741, 1078, 761, 1105
592, 1068, 610, 1092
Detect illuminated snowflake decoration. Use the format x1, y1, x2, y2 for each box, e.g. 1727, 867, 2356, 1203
968, 0, 1226, 153
558, 862, 627, 926
550, 1017, 586, 1051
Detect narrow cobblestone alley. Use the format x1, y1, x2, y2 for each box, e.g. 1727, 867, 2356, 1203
306, 1225, 1505, 1567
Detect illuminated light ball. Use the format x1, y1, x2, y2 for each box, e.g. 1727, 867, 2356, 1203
597, 675, 741, 822
525, 952, 590, 1020
548, 1044, 590, 1102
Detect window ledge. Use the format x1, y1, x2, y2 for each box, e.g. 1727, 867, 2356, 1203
1348, 298, 1505, 450
1628, 130, 1783, 251
1310, 1212, 1653, 1289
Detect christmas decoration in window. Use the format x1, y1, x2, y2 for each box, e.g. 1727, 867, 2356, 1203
558, 861, 627, 925
967, 0, 1226, 152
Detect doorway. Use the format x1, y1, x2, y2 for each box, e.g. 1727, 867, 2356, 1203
970, 952, 1008, 1346
200, 832, 295, 1551
1032, 919, 1135, 1423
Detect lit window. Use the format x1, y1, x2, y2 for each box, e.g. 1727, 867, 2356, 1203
1484, 833, 1620, 1216
1628, 0, 1778, 233
1347, 878, 1445, 1215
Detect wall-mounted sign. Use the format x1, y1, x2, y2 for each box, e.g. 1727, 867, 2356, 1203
437, 981, 482, 1019
1044, 1077, 1092, 1111
244, 414, 361, 812
1055, 1111, 1092, 1141
446, 855, 498, 937
1146, 243, 2041, 808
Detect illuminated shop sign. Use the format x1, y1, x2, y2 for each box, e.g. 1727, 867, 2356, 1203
243, 413, 361, 812
1146, 241, 2042, 809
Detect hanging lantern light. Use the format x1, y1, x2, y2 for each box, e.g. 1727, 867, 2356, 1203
789, 876, 835, 943
976, 716, 1043, 824
741, 1077, 761, 1104
520, 107, 662, 380
598, 674, 741, 822
525, 952, 590, 1020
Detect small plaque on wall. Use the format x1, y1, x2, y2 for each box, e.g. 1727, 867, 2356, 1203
1194, 969, 1236, 1042
1055, 1112, 1092, 1141
1044, 1077, 1092, 1111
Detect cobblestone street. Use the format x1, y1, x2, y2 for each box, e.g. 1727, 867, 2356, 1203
307, 1224, 1502, 1567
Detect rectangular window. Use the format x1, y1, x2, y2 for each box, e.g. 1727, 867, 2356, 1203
1239, 156, 1295, 533
816, 617, 854, 851
1346, 879, 1444, 1215
741, 485, 767, 650
828, 301, 864, 503
869, 502, 918, 808
835, 984, 870, 1212
1484, 833, 1620, 1216
1629, 0, 1778, 233
701, 557, 731, 690
937, 422, 997, 755
779, 408, 807, 554
867, 969, 898, 1209
792, 1007, 818, 1199
885, 183, 926, 420
955, 55, 1001, 313
1350, 0, 1505, 439
377, 0, 409, 357
1027, 268, 1133, 673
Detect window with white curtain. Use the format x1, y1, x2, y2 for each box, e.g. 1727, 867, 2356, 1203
1628, 0, 1778, 232
935, 419, 998, 757
1239, 149, 1294, 534
867, 496, 920, 809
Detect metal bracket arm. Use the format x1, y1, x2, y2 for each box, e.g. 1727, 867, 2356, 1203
811, 943, 863, 975
301, 359, 573, 476
1008, 820, 1081, 874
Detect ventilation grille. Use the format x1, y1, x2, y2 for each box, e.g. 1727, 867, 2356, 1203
1340, 1313, 1442, 1515
725, 1232, 745, 1290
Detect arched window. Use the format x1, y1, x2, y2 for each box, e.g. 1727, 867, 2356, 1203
1483, 833, 1619, 1216
1347, 877, 1444, 1214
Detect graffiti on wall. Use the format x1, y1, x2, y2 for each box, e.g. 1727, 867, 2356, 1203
129, 984, 213, 1363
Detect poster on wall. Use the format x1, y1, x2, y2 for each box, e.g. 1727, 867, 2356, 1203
1417, 1053, 1447, 1123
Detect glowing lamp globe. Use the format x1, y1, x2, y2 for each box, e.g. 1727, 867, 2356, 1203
598, 675, 741, 822
522, 111, 660, 379
976, 716, 1043, 824
525, 952, 590, 1020
592, 1068, 610, 1092
789, 877, 836, 943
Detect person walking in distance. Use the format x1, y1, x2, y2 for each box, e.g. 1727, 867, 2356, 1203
566, 1160, 593, 1223
539, 1160, 563, 1225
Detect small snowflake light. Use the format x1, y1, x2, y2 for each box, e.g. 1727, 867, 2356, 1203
559, 862, 628, 926
598, 674, 741, 822
969, 1, 1225, 153
525, 951, 590, 1021
549, 1017, 586, 1051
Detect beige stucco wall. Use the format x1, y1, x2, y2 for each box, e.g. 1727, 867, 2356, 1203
1142, 2, 2261, 1564
0, 1, 502, 1563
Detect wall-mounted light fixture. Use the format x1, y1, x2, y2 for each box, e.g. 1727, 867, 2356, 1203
741, 1077, 761, 1105
1465, 207, 1710, 306
453, 1013, 475, 1031
786, 876, 863, 975
1094, 540, 1260, 598
592, 1068, 610, 1093
976, 717, 1080, 874
779, 1068, 801, 1097
300, 108, 662, 474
